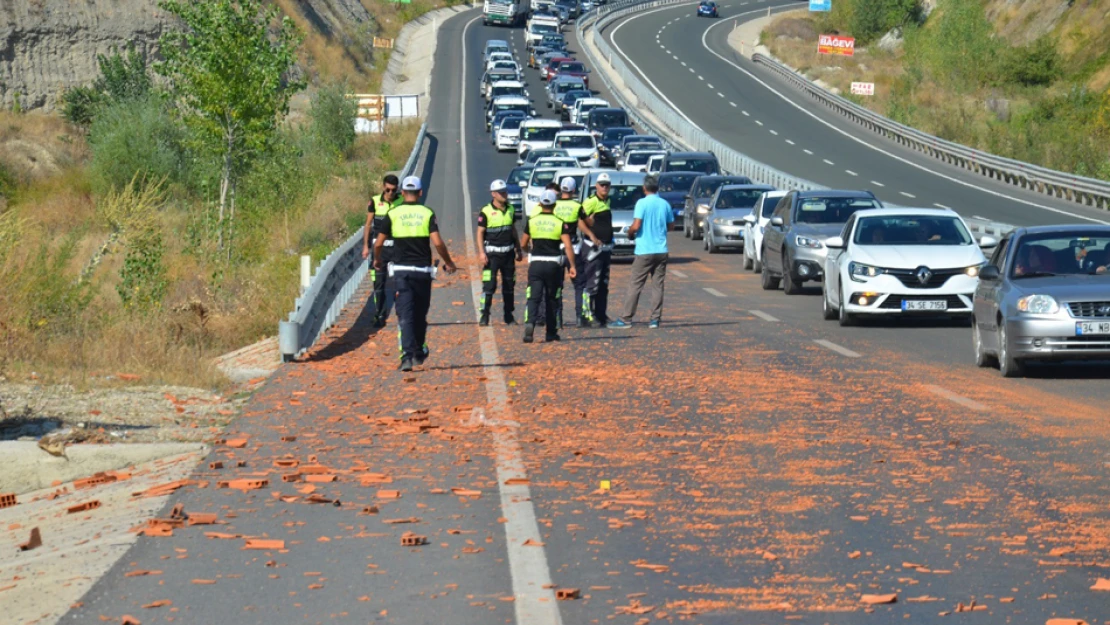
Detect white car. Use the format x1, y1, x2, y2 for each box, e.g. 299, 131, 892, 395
533, 157, 579, 170
517, 119, 564, 163
619, 149, 666, 172
552, 130, 599, 168
523, 167, 563, 215
526, 18, 562, 48
488, 80, 526, 101
495, 116, 527, 151
822, 208, 993, 326
485, 53, 516, 71
570, 97, 609, 125
646, 154, 663, 175
743, 190, 787, 272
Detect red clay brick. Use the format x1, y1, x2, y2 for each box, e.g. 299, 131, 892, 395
226, 479, 268, 491
0, 493, 17, 509
243, 539, 285, 550
121, 614, 141, 625
376, 489, 401, 500
186, 513, 219, 526
304, 474, 337, 483
400, 532, 427, 547
281, 473, 302, 483
274, 458, 299, 468
556, 588, 580, 600
66, 500, 101, 514
208, 462, 224, 470
224, 438, 248, 449
280, 436, 297, 442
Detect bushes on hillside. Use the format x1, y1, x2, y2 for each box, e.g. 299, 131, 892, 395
87, 95, 189, 194
309, 82, 359, 158
819, 0, 922, 44
61, 46, 152, 128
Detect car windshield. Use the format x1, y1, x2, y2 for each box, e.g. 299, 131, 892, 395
495, 103, 529, 113
555, 135, 593, 149
1010, 233, 1110, 278
627, 152, 660, 165
760, 196, 781, 218
668, 158, 718, 174
522, 127, 560, 141
795, 197, 880, 224
500, 118, 525, 130
560, 62, 586, 73
715, 188, 764, 209
591, 111, 628, 128
489, 72, 514, 83
508, 167, 533, 185
657, 174, 698, 193
530, 169, 559, 187
562, 91, 590, 104
542, 36, 565, 46
535, 159, 576, 168
853, 216, 973, 246
609, 184, 647, 211
532, 24, 558, 34
492, 87, 522, 98
555, 81, 585, 93
603, 128, 635, 141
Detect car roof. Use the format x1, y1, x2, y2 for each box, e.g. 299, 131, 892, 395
491, 80, 525, 87
626, 149, 666, 154
591, 107, 626, 114
486, 40, 510, 48
717, 183, 777, 192
602, 126, 635, 133
851, 207, 957, 219
1011, 224, 1110, 236
521, 119, 564, 128
492, 96, 530, 104
796, 189, 877, 199
548, 56, 574, 63
550, 75, 585, 83
555, 129, 594, 136
587, 170, 646, 185
577, 98, 609, 105
555, 167, 590, 176
667, 151, 715, 158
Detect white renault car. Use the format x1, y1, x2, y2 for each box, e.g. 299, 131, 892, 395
517, 119, 564, 164
821, 208, 995, 325
743, 190, 786, 272
552, 130, 599, 168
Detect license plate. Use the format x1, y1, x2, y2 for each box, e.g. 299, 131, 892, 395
1076, 321, 1110, 336
902, 300, 947, 311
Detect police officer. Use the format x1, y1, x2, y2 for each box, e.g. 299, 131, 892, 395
362, 174, 403, 328
477, 179, 522, 326
373, 176, 457, 372
520, 189, 577, 344
552, 177, 601, 328
575, 172, 615, 326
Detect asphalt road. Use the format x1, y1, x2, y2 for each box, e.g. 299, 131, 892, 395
603, 0, 1110, 228
61, 7, 1110, 625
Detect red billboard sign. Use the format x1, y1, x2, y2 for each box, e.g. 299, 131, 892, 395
818, 34, 855, 56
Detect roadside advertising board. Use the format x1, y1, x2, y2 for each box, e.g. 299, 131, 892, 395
818, 34, 855, 56
809, 0, 831, 11
850, 82, 875, 96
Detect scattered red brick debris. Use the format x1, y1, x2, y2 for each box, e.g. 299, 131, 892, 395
1045, 620, 1088, 625
190, 579, 216, 585
304, 474, 337, 483
136, 480, 191, 499
120, 614, 141, 625
280, 436, 297, 442
243, 539, 285, 550
224, 438, 248, 448
400, 532, 427, 546
281, 473, 301, 483
66, 500, 102, 514
225, 479, 268, 491
359, 506, 379, 515
0, 493, 17, 509
186, 513, 219, 526
208, 462, 224, 470
141, 600, 171, 609
383, 517, 420, 525
75, 473, 118, 490
376, 490, 402, 499
450, 488, 482, 497
18, 527, 42, 551
860, 594, 898, 605
123, 570, 161, 578
1092, 578, 1110, 591
556, 588, 580, 600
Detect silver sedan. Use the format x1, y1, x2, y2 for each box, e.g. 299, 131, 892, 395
972, 225, 1110, 377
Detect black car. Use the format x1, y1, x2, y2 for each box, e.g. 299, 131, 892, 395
597, 126, 636, 166
656, 171, 702, 229
662, 151, 720, 175
615, 134, 663, 161
586, 107, 630, 138
683, 174, 753, 239
558, 89, 592, 121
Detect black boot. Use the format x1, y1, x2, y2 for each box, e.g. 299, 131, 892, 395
523, 324, 535, 343
479, 312, 490, 326
399, 357, 414, 372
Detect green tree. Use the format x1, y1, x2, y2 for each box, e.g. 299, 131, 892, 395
155, 0, 305, 257
309, 81, 359, 158
924, 0, 999, 89
61, 45, 153, 127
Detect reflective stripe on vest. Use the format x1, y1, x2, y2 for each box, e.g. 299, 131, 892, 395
528, 213, 563, 241
553, 199, 582, 224
389, 204, 434, 238
583, 195, 610, 216
481, 204, 514, 230
373, 194, 401, 215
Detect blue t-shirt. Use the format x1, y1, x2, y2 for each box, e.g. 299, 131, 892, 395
632, 194, 674, 255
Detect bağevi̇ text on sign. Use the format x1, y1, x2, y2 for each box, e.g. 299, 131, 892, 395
818, 34, 855, 56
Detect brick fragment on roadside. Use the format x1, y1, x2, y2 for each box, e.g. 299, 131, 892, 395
121, 615, 141, 625
186, 513, 219, 526
226, 479, 268, 491
281, 473, 302, 483
377, 489, 401, 499
280, 436, 297, 442
18, 527, 42, 551
556, 588, 580, 600
75, 473, 118, 490
66, 500, 102, 514
243, 538, 285, 550
141, 600, 171, 609
0, 493, 17, 509
224, 438, 248, 448
208, 462, 224, 470
400, 532, 427, 546
860, 594, 898, 605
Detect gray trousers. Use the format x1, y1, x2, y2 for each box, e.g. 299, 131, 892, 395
619, 253, 668, 322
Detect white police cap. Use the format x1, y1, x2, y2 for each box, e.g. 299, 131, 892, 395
560, 177, 577, 192
490, 179, 508, 192
539, 189, 558, 206
401, 176, 422, 191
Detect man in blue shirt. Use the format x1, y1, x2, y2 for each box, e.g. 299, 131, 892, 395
608, 176, 673, 329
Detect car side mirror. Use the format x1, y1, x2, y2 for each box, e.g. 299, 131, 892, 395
742, 214, 756, 224
978, 235, 998, 248
770, 216, 784, 228
979, 265, 1001, 281
825, 236, 845, 250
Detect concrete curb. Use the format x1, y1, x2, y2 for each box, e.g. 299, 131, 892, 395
0, 441, 209, 495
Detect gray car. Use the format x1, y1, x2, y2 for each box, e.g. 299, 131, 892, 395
683, 175, 753, 240
579, 170, 646, 258
703, 184, 775, 253
761, 190, 884, 294
972, 225, 1110, 377
546, 76, 587, 110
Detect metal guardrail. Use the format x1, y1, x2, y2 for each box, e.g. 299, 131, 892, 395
751, 54, 1110, 211
279, 123, 428, 361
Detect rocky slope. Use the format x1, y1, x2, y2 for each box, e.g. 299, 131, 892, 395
0, 0, 380, 112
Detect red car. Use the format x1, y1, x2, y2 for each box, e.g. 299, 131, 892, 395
548, 60, 591, 89
542, 57, 574, 81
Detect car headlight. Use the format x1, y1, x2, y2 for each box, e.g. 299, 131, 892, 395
849, 262, 882, 281
696, 204, 710, 214
795, 235, 824, 249
591, 152, 599, 159
509, 193, 522, 201
964, 263, 985, 277
1017, 294, 1059, 314
712, 217, 728, 225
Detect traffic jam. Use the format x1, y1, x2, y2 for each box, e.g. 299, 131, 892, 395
479, 0, 1110, 378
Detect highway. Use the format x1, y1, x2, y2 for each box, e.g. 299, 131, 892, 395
602, 0, 1110, 227
64, 6, 1110, 625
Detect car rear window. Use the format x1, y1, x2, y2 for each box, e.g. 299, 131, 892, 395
795, 197, 879, 224
530, 169, 559, 187
523, 127, 559, 141
608, 184, 646, 211
508, 167, 533, 185
658, 174, 698, 193
715, 188, 764, 209
668, 158, 719, 174
555, 135, 594, 149
560, 62, 586, 72
591, 111, 628, 128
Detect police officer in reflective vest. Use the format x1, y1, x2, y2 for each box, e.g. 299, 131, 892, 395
361, 174, 403, 327
373, 176, 458, 372
551, 177, 600, 327
520, 189, 577, 344
477, 179, 522, 326
575, 172, 615, 326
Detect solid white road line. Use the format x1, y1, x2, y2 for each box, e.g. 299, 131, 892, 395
813, 339, 861, 358
704, 287, 727, 297
694, 11, 1110, 225
925, 385, 987, 412
460, 17, 563, 625
749, 309, 781, 322
671, 269, 689, 278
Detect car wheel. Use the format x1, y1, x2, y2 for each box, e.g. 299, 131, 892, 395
838, 287, 855, 327
692, 224, 703, 241
997, 320, 1025, 378
706, 231, 719, 253
782, 254, 802, 295
742, 250, 753, 270
760, 254, 780, 290
972, 319, 994, 367
822, 283, 837, 320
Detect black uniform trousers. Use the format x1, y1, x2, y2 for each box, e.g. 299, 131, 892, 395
371, 245, 395, 323
525, 260, 563, 338
575, 246, 612, 324
480, 252, 516, 321
394, 271, 433, 360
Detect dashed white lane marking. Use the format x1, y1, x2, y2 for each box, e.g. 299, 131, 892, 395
769, 129, 778, 135
673, 55, 680, 60
707, 83, 714, 89
785, 139, 795, 145
460, 18, 564, 625
749, 310, 781, 322
704, 287, 727, 297
845, 170, 858, 176
814, 339, 861, 358
681, 61, 687, 66
870, 180, 885, 187
689, 67, 695, 73
823, 158, 834, 165
671, 269, 689, 278
934, 203, 951, 209
926, 385, 987, 412
803, 149, 813, 155
742, 110, 750, 116
729, 101, 737, 107
900, 191, 916, 198
718, 92, 725, 98
755, 120, 763, 126
697, 75, 704, 81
